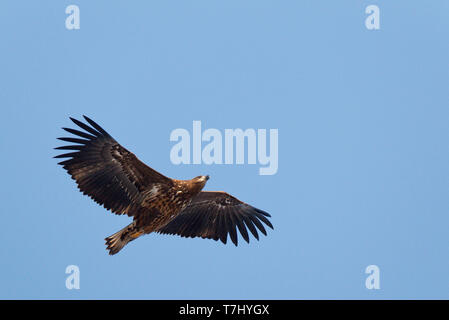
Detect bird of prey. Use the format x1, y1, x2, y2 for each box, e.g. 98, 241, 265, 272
55, 116, 273, 255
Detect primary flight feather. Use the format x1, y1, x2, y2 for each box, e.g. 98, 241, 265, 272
55, 116, 273, 255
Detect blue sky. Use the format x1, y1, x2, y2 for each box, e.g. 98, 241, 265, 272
0, 1, 448, 299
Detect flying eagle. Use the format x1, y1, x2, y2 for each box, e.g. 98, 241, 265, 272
55, 116, 273, 255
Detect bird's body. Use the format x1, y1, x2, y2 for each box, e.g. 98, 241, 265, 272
55, 116, 273, 255
105, 177, 208, 254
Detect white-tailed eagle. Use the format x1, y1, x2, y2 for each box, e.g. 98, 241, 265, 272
55, 116, 273, 255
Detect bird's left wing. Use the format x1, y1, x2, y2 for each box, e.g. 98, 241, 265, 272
157, 191, 273, 246
55, 116, 173, 217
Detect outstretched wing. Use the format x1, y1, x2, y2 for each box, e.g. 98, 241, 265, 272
157, 191, 273, 246
54, 116, 173, 216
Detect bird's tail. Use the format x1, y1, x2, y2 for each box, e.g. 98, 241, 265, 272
105, 222, 142, 255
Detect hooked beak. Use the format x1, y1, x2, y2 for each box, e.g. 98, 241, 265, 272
205, 175, 210, 181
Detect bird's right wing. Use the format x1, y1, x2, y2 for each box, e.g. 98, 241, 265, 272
157, 191, 273, 246
55, 116, 173, 217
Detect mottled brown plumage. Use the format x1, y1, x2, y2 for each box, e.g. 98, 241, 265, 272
55, 116, 273, 255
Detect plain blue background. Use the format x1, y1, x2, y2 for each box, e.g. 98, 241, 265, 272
0, 1, 448, 299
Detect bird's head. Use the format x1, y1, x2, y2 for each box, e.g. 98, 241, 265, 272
193, 175, 210, 189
